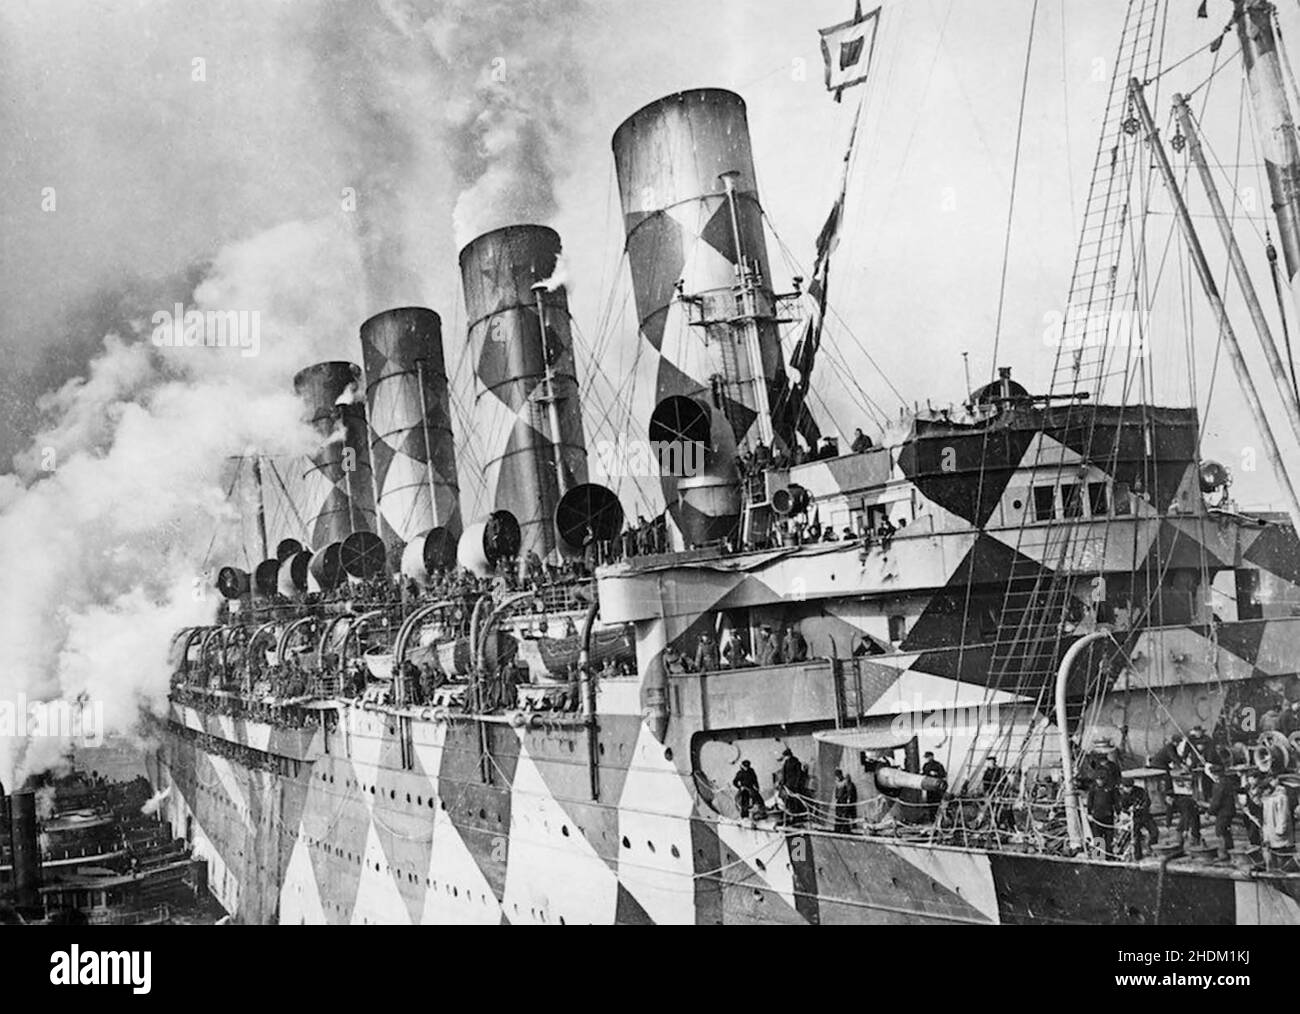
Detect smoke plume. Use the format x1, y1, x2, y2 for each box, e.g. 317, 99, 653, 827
0, 0, 594, 788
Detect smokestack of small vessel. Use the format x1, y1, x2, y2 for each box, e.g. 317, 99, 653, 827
459, 225, 591, 563
292, 362, 378, 551
360, 307, 463, 575
613, 88, 787, 543
9, 790, 41, 911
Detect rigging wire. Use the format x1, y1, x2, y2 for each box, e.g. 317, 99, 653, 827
763, 213, 907, 413
988, 0, 1041, 381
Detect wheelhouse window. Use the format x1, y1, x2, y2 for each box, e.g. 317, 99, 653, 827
1113, 481, 1132, 516
1061, 483, 1084, 518
1033, 485, 1056, 521
887, 615, 907, 643
1088, 481, 1109, 517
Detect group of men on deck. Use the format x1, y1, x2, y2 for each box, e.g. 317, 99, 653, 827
662, 624, 810, 675
732, 747, 855, 829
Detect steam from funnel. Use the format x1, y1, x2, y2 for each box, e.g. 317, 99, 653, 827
338, 0, 593, 254
141, 785, 171, 817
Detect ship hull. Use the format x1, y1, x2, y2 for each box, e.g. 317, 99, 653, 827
154, 702, 1300, 926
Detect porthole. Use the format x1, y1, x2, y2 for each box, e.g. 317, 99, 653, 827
670, 845, 680, 859
561, 825, 570, 837
622, 836, 631, 849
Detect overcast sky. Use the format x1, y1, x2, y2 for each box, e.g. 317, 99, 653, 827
2, 0, 1297, 512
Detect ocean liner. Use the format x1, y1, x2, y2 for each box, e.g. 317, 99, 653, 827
153, 0, 1300, 924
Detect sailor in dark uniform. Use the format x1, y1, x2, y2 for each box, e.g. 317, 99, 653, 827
785, 625, 808, 662
1122, 777, 1160, 860
694, 632, 719, 673
1205, 764, 1239, 861
921, 751, 947, 816
833, 769, 858, 833
733, 760, 762, 819
777, 747, 807, 824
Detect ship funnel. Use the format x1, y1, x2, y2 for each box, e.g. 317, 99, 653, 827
460, 225, 592, 563
613, 89, 788, 543
360, 308, 463, 568
457, 510, 522, 577
292, 362, 378, 551
8, 790, 41, 911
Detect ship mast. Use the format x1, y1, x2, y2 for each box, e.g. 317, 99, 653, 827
720, 170, 776, 448
531, 284, 571, 500
1172, 93, 1300, 448
1131, 79, 1300, 535
1235, 1, 1300, 334
250, 452, 269, 561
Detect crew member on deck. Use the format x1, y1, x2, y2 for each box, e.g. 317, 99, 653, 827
785, 625, 808, 663
755, 625, 778, 666
851, 428, 874, 453
1150, 734, 1185, 828
733, 760, 762, 819
777, 747, 807, 825
694, 632, 719, 673
721, 631, 746, 668
1171, 772, 1202, 848
1085, 776, 1120, 858
1122, 775, 1160, 861
1205, 764, 1238, 862
921, 751, 947, 817
833, 769, 858, 833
